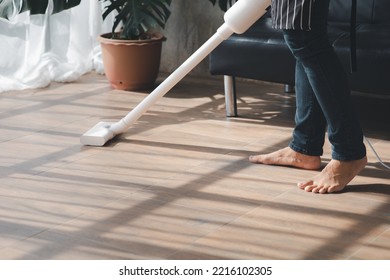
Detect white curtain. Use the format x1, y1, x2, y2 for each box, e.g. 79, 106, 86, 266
0, 1, 112, 93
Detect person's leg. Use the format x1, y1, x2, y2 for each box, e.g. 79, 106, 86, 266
249, 61, 325, 170
251, 0, 367, 193
283, 30, 366, 162
284, 1, 367, 193
290, 61, 327, 157
250, 1, 328, 170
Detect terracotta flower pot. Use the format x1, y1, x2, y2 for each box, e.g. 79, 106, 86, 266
99, 33, 166, 91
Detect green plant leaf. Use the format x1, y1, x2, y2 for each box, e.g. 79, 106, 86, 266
0, 0, 81, 20
100, 0, 172, 40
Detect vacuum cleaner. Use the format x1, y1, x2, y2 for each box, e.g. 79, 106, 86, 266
81, 0, 271, 146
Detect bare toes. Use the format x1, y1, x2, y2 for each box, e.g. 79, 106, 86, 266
312, 186, 322, 193
319, 187, 328, 194
297, 181, 312, 189
304, 185, 316, 192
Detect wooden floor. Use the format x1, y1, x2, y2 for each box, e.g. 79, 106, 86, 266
0, 72, 389, 260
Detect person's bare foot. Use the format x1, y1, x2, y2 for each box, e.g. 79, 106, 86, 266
298, 156, 367, 194
249, 147, 321, 170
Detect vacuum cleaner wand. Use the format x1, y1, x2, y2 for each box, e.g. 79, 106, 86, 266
81, 0, 271, 146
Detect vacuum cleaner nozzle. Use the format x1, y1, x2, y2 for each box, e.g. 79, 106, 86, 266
80, 122, 116, 146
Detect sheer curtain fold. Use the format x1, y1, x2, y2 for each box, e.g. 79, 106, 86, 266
0, 1, 110, 93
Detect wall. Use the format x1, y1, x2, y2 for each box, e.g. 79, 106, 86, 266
160, 0, 225, 76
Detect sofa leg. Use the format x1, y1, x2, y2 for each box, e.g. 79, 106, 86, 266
224, 75, 237, 117
284, 84, 295, 93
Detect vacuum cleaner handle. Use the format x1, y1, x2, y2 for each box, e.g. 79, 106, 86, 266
224, 0, 271, 34
109, 0, 271, 134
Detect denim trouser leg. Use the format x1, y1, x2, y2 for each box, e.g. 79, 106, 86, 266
283, 0, 366, 161
290, 60, 327, 156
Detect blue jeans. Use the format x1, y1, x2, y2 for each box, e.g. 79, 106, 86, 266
283, 0, 366, 161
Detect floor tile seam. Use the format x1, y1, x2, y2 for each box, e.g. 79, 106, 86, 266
344, 226, 390, 260
164, 212, 254, 260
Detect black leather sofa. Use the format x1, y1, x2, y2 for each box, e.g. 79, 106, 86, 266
209, 0, 390, 116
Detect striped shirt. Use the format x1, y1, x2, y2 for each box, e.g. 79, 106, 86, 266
271, 0, 315, 30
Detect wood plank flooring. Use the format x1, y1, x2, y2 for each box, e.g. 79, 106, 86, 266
0, 72, 389, 259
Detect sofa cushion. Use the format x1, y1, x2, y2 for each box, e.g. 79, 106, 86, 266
332, 23, 390, 93
329, 0, 372, 23
372, 0, 390, 23
329, 0, 390, 23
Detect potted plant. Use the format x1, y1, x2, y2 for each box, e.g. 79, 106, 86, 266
98, 0, 172, 90
208, 0, 237, 11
